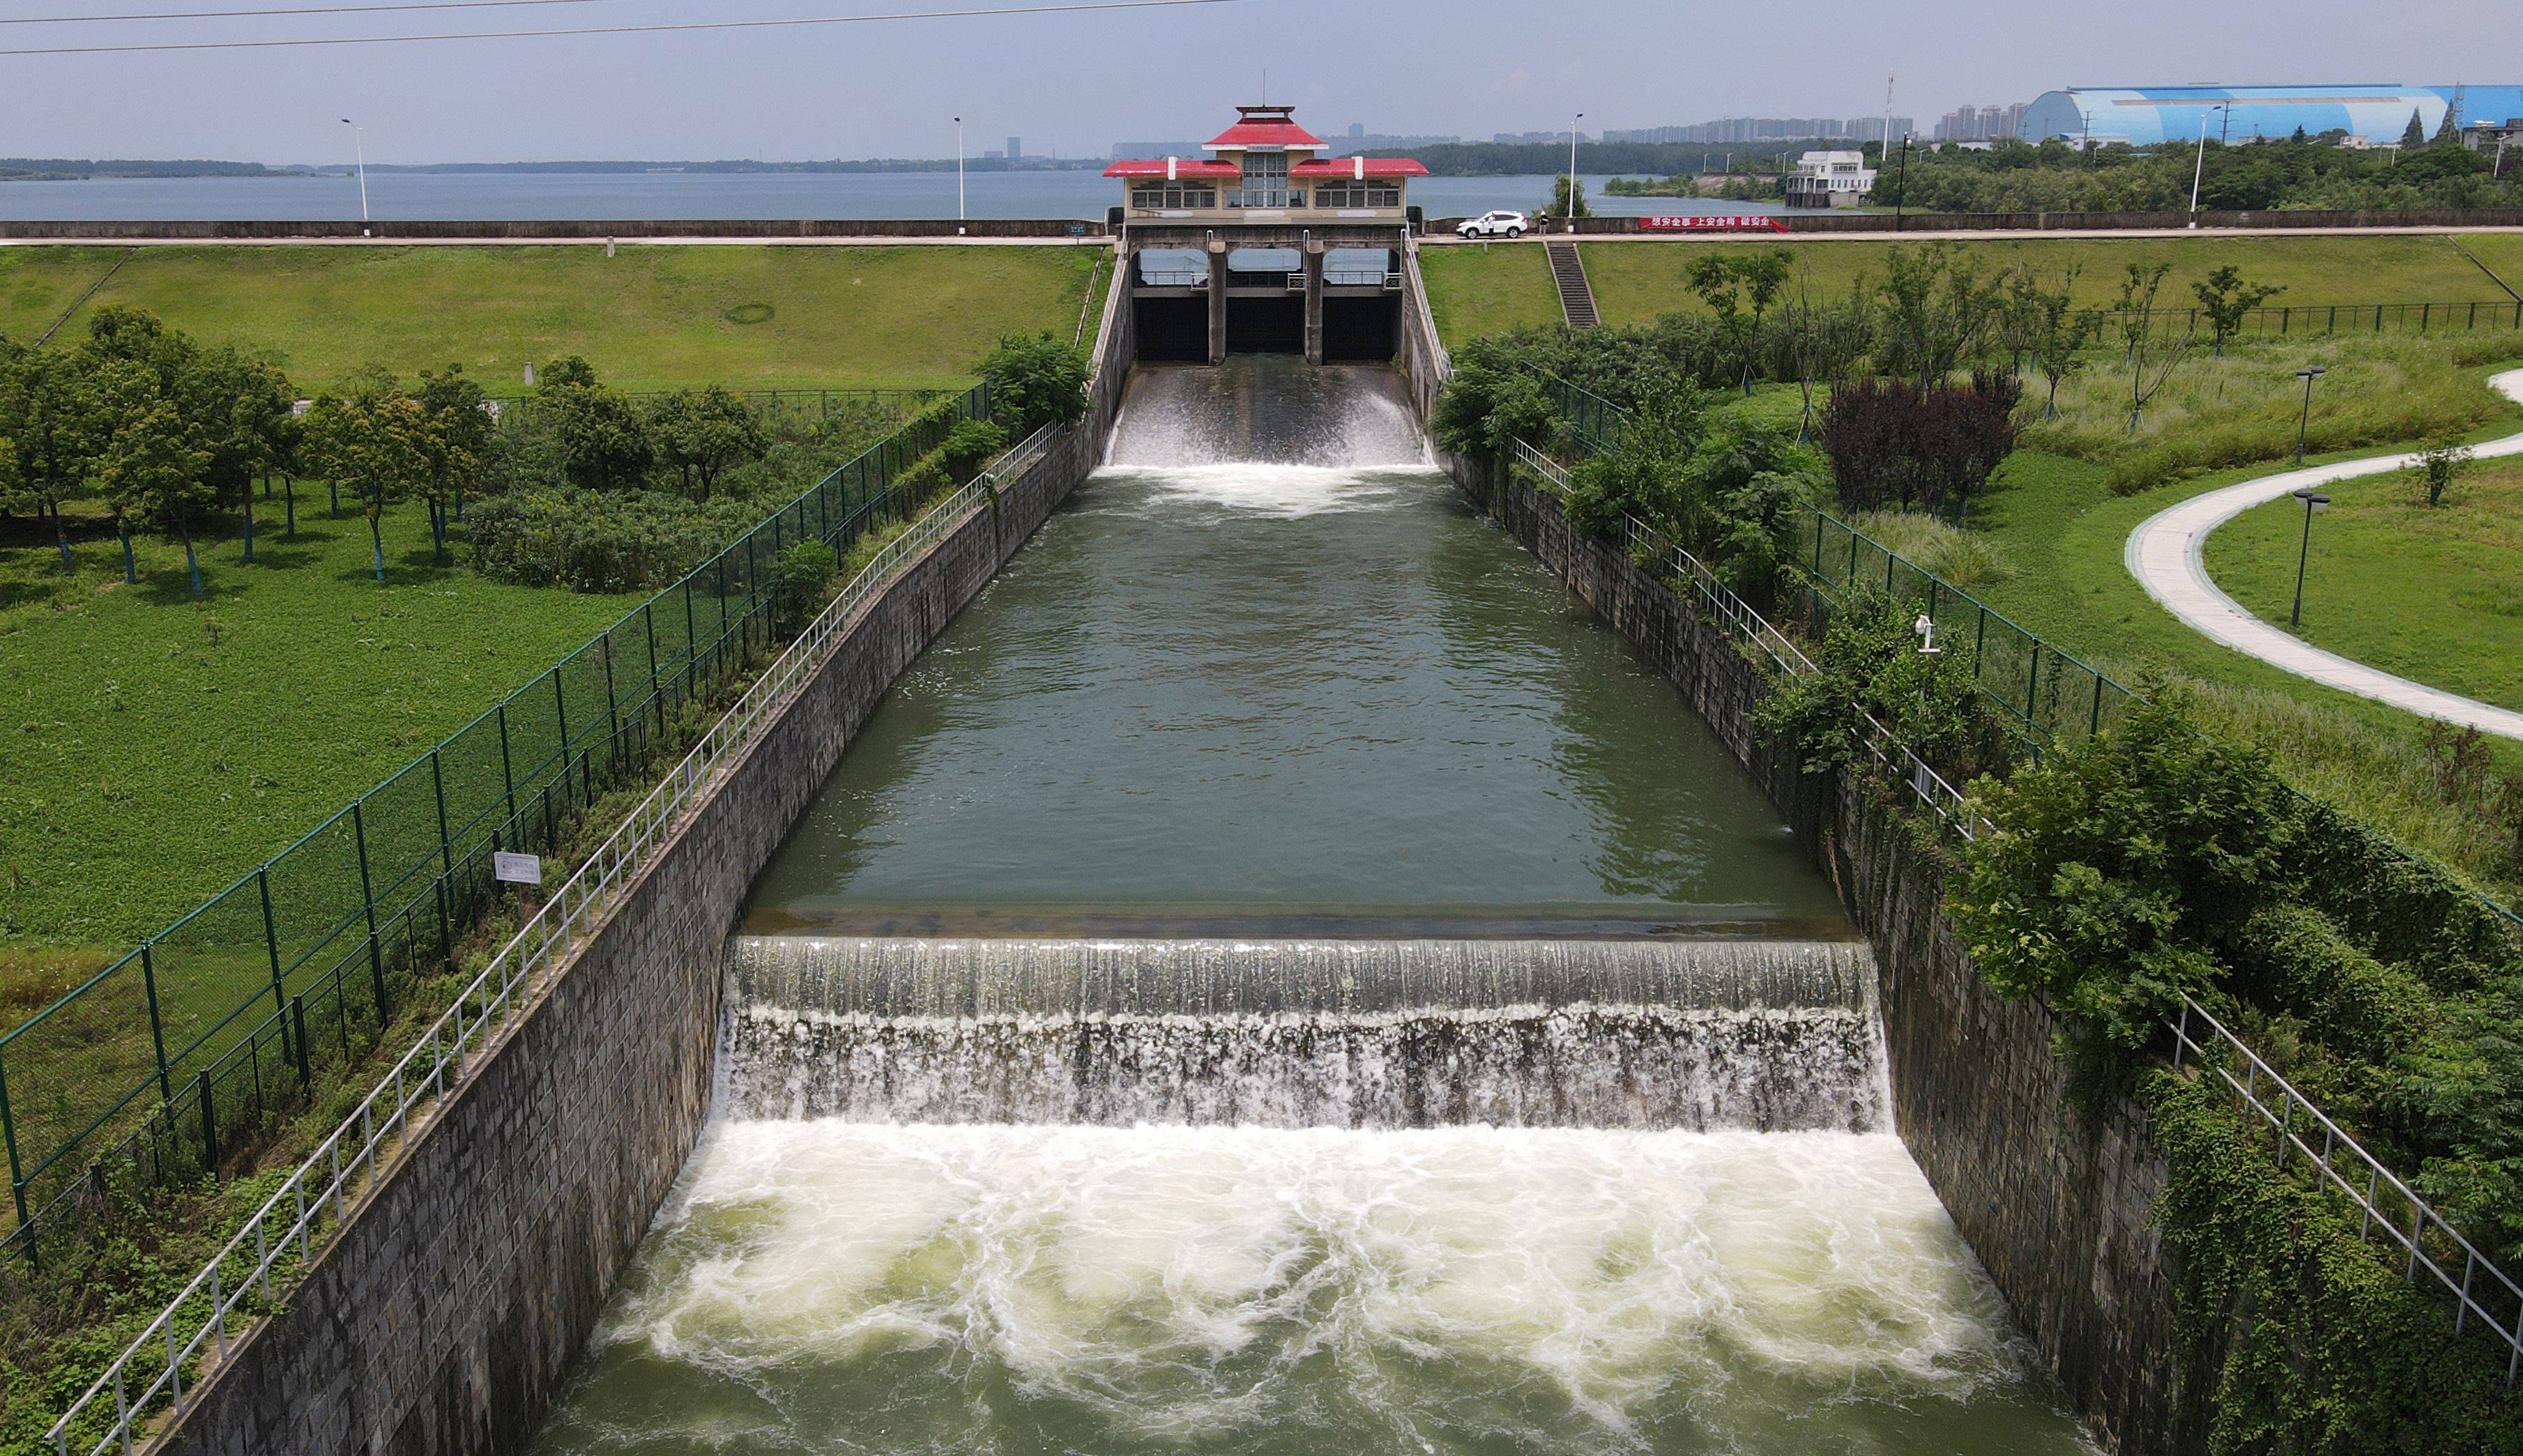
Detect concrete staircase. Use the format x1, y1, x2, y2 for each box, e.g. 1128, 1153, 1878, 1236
1545, 239, 1599, 329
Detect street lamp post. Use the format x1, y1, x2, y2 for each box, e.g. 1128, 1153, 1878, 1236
2289, 486, 2331, 627
1567, 112, 1583, 231
340, 117, 368, 224
2293, 365, 2326, 464
1892, 135, 1910, 229
2188, 105, 2226, 228
954, 116, 966, 222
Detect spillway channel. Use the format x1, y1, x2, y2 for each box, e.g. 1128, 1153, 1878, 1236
526, 359, 2093, 1455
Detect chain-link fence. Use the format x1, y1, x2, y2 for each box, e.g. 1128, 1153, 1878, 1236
1799, 509, 2140, 751
0, 382, 991, 1264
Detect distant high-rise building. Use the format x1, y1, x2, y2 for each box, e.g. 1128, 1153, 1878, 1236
1006, 137, 1022, 158
1348, 122, 1366, 139
1602, 118, 1912, 144
1933, 104, 2029, 142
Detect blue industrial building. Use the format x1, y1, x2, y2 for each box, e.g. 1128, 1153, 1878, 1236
2018, 85, 2523, 148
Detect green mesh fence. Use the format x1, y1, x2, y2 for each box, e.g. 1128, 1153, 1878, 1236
0, 383, 989, 1263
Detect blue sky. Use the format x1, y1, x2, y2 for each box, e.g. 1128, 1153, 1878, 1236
1, 0, 2516, 163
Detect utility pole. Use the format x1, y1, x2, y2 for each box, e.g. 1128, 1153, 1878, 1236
1568, 111, 1583, 229
954, 116, 966, 221
339, 117, 368, 224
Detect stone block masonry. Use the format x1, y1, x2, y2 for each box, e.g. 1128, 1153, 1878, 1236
1441, 450, 2207, 1455
144, 427, 1108, 1456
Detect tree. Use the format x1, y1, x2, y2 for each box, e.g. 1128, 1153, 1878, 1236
188, 346, 296, 564
415, 364, 492, 561
0, 344, 102, 572
2113, 262, 2195, 435
1767, 273, 1874, 443
2007, 263, 2100, 420
1686, 249, 1792, 394
1873, 243, 2004, 388
300, 374, 432, 581
2418, 437, 2473, 507
2401, 109, 2427, 150
1544, 174, 1592, 220
2190, 265, 2282, 357
646, 384, 766, 500
980, 332, 1091, 434
91, 361, 215, 595
540, 373, 652, 493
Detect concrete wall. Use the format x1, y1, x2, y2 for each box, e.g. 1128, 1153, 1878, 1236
1440, 452, 2205, 1455
0, 219, 1108, 240
148, 300, 1138, 1456
1424, 207, 2523, 235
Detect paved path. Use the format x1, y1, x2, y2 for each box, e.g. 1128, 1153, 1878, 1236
2123, 367, 2523, 739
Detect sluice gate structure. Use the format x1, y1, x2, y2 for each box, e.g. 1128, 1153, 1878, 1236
91, 213, 2199, 1456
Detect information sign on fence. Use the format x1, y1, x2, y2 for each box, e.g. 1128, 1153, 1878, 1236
1636, 215, 1789, 233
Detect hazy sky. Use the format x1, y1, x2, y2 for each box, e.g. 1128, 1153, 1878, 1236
3, 0, 2517, 163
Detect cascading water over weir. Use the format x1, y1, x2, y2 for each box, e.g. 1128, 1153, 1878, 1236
527, 359, 2094, 1456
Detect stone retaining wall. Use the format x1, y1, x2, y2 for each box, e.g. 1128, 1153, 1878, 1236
146, 426, 1110, 1456
1442, 450, 2205, 1455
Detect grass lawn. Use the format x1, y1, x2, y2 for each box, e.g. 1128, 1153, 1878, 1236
0, 243, 1102, 393
1578, 233, 2515, 330
0, 497, 637, 950
2202, 456, 2523, 712
2455, 234, 2523, 298
1419, 242, 1562, 342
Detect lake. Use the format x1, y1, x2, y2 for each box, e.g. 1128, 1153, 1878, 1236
0, 169, 1788, 223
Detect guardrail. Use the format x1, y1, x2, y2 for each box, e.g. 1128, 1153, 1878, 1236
44, 423, 1064, 1456
2171, 996, 2523, 1386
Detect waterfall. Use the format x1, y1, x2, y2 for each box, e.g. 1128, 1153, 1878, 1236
1104, 358, 1431, 468
722, 937, 1886, 1133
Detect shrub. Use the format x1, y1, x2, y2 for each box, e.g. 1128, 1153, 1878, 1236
467, 486, 750, 594
939, 417, 1009, 481
980, 331, 1090, 434
771, 539, 837, 636
1820, 371, 2021, 522
1751, 590, 1986, 781
1948, 690, 2302, 1086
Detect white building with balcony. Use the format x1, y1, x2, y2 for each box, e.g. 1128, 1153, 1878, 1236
1784, 150, 1875, 208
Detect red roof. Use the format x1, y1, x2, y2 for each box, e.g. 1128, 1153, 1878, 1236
1204, 105, 1323, 151
1290, 158, 1431, 178
1104, 159, 1241, 178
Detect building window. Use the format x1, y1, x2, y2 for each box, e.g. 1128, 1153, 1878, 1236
1230, 151, 1290, 207
1312, 180, 1401, 208
1131, 182, 1216, 210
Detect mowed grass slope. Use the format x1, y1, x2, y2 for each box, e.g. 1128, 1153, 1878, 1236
2204, 456, 2523, 712
0, 500, 638, 948
1580, 233, 2513, 328
0, 243, 1103, 392
1418, 243, 1564, 342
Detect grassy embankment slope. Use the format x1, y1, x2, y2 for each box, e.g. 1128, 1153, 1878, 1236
1419, 233, 2518, 340
0, 244, 1097, 956
0, 243, 1102, 391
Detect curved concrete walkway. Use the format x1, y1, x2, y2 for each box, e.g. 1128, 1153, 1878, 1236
2124, 367, 2523, 740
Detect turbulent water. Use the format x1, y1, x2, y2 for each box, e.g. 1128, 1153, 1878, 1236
531, 1124, 2089, 1456
722, 937, 1888, 1132
527, 362, 2090, 1455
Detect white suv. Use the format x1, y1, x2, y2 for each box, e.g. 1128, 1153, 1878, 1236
1456, 210, 1530, 238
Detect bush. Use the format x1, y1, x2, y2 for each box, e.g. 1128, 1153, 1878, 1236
771, 539, 836, 635
939, 417, 1009, 481
1820, 371, 2021, 521
466, 486, 752, 594
980, 332, 1090, 434
1751, 589, 1987, 781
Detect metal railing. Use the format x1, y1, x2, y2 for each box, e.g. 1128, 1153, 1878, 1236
1507, 439, 1983, 837
2171, 995, 2523, 1386
1139, 270, 1207, 287
1504, 381, 2523, 1372
44, 424, 1064, 1456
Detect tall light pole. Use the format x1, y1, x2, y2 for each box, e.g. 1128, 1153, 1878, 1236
2289, 486, 2330, 627
1568, 111, 1583, 230
954, 116, 966, 221
2187, 105, 2225, 227
340, 117, 368, 224
2293, 365, 2326, 464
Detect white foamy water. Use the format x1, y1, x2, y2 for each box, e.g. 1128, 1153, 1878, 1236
1098, 461, 1434, 519
533, 1124, 2091, 1456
